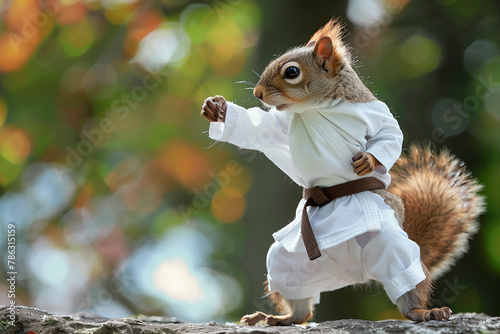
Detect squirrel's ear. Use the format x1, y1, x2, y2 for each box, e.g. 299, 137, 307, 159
313, 36, 333, 60
312, 36, 342, 75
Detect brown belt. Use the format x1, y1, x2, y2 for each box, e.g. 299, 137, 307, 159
302, 177, 385, 261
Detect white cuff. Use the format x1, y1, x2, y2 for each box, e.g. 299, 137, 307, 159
384, 258, 426, 304
208, 102, 241, 142
366, 146, 392, 174
208, 122, 226, 141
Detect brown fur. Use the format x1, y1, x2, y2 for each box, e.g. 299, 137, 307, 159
332, 63, 376, 103
397, 263, 434, 313
306, 18, 345, 51
264, 280, 289, 314
389, 145, 485, 279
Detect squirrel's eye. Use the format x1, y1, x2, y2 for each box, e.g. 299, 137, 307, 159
281, 61, 302, 84
284, 66, 300, 79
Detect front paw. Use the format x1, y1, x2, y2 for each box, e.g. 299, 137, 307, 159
201, 95, 227, 123
352, 151, 377, 176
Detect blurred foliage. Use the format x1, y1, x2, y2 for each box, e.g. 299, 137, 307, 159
0, 0, 499, 323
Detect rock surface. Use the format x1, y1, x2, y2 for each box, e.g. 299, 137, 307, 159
1, 306, 499, 334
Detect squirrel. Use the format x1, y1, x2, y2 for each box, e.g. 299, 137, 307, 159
200, 19, 485, 325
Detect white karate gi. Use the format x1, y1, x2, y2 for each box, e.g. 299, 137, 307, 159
208, 99, 426, 304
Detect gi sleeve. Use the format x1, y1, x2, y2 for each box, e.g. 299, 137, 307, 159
363, 102, 404, 174
209, 102, 289, 149
209, 102, 298, 181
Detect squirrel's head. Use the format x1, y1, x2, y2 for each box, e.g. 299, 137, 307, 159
253, 19, 374, 112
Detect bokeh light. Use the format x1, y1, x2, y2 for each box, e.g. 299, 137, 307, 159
58, 17, 95, 57
400, 33, 442, 77
0, 31, 40, 73
431, 98, 469, 137
55, 1, 88, 26
0, 127, 31, 165
154, 259, 205, 303
123, 224, 243, 322
464, 40, 499, 75
158, 140, 213, 190
347, 0, 388, 28
124, 10, 162, 57
211, 187, 246, 223
132, 22, 191, 72
21, 163, 76, 220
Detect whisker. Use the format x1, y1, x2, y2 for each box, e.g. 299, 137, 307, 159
250, 68, 261, 79
235, 80, 256, 87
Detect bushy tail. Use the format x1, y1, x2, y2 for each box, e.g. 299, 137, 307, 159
389, 145, 486, 279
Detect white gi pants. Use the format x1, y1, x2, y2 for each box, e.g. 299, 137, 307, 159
266, 212, 426, 304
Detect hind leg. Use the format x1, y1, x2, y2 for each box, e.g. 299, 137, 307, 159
241, 288, 314, 326
243, 241, 330, 326
396, 264, 452, 321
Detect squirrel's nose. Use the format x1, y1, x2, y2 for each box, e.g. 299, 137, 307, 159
253, 85, 264, 100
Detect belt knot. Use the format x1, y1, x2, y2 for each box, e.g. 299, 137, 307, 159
303, 186, 330, 206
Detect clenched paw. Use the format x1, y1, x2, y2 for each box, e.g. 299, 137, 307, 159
201, 95, 227, 123
352, 152, 378, 176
